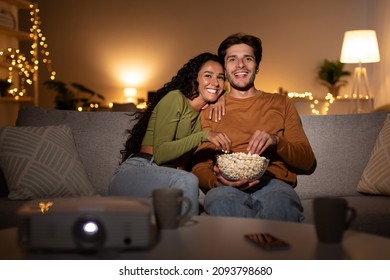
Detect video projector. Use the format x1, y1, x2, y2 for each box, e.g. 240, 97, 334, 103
17, 197, 152, 251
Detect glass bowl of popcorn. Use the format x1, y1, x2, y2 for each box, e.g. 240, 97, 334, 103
216, 152, 269, 181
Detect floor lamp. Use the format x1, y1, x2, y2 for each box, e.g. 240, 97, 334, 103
340, 30, 380, 113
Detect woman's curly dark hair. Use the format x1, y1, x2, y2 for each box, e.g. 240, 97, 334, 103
120, 52, 222, 163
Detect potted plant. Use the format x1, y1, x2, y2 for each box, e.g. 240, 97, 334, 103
318, 59, 351, 97
0, 79, 12, 97
44, 80, 105, 110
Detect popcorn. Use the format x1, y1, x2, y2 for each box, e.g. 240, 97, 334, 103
216, 152, 269, 181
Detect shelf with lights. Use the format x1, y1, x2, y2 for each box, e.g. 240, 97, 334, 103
0, 26, 34, 41
0, 0, 36, 126
0, 25, 32, 41
288, 92, 373, 115
1, 0, 33, 105
0, 96, 32, 102
1, 1, 56, 111
1, 0, 30, 8
0, 0, 31, 40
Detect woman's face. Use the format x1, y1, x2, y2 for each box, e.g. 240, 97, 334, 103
196, 60, 225, 103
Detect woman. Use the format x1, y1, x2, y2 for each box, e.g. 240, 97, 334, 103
108, 52, 231, 215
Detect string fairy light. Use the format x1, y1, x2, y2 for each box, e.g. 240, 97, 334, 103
287, 91, 321, 115
287, 91, 338, 115
0, 48, 33, 97
286, 91, 354, 115
29, 3, 56, 80
0, 2, 56, 99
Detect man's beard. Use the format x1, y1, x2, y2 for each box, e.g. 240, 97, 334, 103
228, 75, 255, 91
227, 72, 256, 92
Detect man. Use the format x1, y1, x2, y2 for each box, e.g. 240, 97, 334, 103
192, 33, 316, 222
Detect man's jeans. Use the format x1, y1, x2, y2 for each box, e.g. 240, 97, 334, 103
204, 175, 304, 222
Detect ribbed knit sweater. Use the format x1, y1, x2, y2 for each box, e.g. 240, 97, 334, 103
192, 91, 316, 190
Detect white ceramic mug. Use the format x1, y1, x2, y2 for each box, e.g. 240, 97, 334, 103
152, 188, 192, 229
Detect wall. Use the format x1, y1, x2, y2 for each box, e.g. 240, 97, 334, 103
27, 0, 388, 111
369, 0, 390, 108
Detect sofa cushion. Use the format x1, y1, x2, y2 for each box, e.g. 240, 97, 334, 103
0, 124, 97, 200
297, 112, 388, 199
15, 106, 135, 195
357, 114, 390, 195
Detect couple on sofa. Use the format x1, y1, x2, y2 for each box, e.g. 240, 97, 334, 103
108, 33, 316, 222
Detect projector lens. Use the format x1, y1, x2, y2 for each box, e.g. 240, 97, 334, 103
73, 218, 106, 249
83, 221, 98, 234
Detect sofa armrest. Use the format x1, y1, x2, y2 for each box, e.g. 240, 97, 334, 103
0, 168, 8, 197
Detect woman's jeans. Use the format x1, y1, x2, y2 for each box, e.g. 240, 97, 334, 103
108, 156, 199, 215
204, 175, 304, 222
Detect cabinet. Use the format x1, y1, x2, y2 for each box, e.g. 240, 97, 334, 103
0, 0, 34, 126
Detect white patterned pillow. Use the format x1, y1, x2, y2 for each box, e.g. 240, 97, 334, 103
0, 125, 97, 200
357, 114, 390, 195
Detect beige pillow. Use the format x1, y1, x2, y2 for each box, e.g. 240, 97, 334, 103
0, 125, 97, 200
358, 114, 390, 195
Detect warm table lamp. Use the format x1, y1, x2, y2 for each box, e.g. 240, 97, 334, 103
340, 30, 380, 113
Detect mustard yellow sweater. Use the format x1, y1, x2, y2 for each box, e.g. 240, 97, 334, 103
192, 92, 316, 189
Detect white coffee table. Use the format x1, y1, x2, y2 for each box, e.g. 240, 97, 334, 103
0, 215, 389, 259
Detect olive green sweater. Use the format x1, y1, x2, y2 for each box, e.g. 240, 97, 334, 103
142, 90, 209, 167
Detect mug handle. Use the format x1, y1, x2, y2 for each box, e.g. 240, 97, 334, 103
179, 197, 192, 217
345, 206, 357, 229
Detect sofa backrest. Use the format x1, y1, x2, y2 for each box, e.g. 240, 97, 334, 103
15, 106, 137, 195
2, 107, 388, 200
297, 112, 388, 199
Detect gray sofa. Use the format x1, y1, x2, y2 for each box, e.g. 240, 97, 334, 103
0, 106, 389, 237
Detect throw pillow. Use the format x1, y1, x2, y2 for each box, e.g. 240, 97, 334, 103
357, 114, 390, 195
0, 125, 97, 200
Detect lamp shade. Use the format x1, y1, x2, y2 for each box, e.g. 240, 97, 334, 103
340, 30, 380, 63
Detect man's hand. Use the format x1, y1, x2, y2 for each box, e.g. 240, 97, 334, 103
247, 130, 279, 155
208, 94, 226, 122
207, 131, 231, 153
213, 166, 260, 189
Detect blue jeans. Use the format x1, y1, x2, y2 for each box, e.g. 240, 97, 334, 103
204, 176, 304, 222
108, 156, 199, 215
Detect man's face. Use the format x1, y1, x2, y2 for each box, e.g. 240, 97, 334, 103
224, 43, 258, 91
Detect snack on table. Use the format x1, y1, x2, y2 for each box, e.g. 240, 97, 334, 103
216, 152, 269, 181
